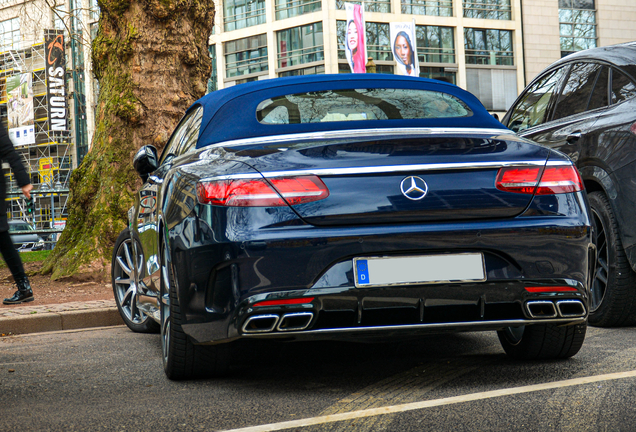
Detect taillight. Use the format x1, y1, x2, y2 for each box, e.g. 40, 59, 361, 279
197, 176, 329, 207
253, 297, 315, 307
496, 165, 583, 195
525, 286, 578, 293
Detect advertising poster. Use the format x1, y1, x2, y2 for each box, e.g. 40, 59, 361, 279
6, 73, 35, 146
45, 29, 68, 132
344, 3, 367, 73
390, 22, 420, 77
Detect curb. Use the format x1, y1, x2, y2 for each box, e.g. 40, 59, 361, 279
0, 307, 124, 336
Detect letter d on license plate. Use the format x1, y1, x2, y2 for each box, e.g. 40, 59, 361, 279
353, 253, 485, 288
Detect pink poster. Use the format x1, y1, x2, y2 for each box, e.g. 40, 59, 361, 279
344, 3, 367, 73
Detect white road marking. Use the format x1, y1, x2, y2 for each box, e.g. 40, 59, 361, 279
219, 370, 636, 432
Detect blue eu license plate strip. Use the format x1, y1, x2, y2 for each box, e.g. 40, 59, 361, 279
353, 253, 485, 288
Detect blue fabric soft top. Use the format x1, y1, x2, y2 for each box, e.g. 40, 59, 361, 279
190, 74, 506, 148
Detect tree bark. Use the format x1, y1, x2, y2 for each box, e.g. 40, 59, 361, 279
41, 0, 215, 280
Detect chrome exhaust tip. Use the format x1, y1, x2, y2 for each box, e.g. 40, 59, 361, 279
276, 312, 314, 332
556, 300, 586, 317
242, 314, 280, 334
526, 300, 558, 318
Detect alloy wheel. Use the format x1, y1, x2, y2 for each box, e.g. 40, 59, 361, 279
113, 237, 148, 325
590, 208, 609, 312
502, 325, 525, 345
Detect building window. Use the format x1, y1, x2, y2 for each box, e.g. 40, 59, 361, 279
225, 35, 268, 79
338, 63, 394, 74
416, 25, 455, 64
559, 0, 596, 57
279, 64, 325, 77
277, 22, 324, 69
420, 67, 456, 84
0, 18, 20, 51
463, 0, 511, 20
276, 0, 321, 20
336, 0, 390, 14
366, 22, 392, 62
401, 0, 452, 16
52, 7, 66, 30
224, 0, 266, 32
89, 0, 100, 21
464, 28, 513, 66
207, 46, 217, 93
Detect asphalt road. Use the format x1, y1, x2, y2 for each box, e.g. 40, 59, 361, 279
0, 325, 635, 431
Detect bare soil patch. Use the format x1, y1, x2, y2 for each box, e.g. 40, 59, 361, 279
0, 261, 113, 309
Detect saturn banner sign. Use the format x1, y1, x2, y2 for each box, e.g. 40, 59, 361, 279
44, 29, 68, 132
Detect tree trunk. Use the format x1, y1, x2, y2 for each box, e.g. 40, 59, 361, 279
41, 0, 215, 280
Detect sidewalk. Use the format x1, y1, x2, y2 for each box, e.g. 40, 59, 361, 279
0, 299, 124, 336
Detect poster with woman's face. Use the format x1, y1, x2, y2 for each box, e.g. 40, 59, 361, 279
390, 22, 419, 77
344, 3, 366, 73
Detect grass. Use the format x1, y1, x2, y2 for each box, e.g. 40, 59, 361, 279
0, 250, 52, 268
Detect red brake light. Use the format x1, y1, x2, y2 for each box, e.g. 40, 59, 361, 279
525, 286, 578, 293
496, 165, 583, 195
197, 176, 329, 207
253, 297, 315, 307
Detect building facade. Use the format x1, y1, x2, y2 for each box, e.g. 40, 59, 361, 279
210, 0, 526, 113
209, 0, 636, 113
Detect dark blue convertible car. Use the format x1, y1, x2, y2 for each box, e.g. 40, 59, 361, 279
112, 74, 594, 380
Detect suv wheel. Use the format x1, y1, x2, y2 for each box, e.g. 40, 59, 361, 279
497, 323, 586, 360
588, 191, 636, 327
112, 228, 159, 333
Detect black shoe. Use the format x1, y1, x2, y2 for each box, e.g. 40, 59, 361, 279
3, 289, 34, 304
3, 276, 34, 305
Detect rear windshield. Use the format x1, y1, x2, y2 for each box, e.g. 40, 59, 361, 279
256, 88, 472, 124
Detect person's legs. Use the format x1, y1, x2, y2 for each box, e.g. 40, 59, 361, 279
0, 230, 33, 304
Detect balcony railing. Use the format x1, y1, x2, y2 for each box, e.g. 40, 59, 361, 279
401, 0, 453, 16
336, 0, 391, 13
463, 0, 511, 20
226, 55, 269, 78
276, 0, 322, 20
465, 49, 513, 66
224, 7, 267, 32
417, 46, 456, 63
278, 44, 325, 68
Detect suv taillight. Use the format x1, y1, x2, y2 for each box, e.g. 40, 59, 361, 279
197, 176, 329, 207
496, 165, 583, 195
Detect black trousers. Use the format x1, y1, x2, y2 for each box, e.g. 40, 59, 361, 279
0, 230, 25, 282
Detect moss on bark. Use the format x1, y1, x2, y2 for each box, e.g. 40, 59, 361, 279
41, 0, 215, 281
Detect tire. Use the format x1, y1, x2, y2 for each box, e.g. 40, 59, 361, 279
112, 228, 160, 333
588, 191, 636, 327
160, 241, 230, 380
497, 322, 587, 360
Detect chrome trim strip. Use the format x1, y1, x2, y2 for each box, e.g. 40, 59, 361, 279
200, 160, 571, 182
240, 317, 586, 338
201, 127, 513, 151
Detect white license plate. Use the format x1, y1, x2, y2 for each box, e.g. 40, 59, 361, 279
353, 253, 486, 288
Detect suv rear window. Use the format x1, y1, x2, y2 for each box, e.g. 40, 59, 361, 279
256, 88, 472, 124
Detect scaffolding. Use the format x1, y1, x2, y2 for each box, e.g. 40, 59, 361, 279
0, 40, 73, 235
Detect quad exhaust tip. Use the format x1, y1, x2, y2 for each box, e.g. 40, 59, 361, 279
242, 314, 279, 334
556, 300, 586, 317
526, 300, 586, 319
277, 312, 314, 332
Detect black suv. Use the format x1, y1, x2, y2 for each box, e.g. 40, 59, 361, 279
503, 42, 636, 327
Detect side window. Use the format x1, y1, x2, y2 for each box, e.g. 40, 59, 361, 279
159, 107, 202, 166
552, 62, 600, 121
611, 69, 636, 104
174, 108, 203, 156
506, 66, 567, 132
587, 66, 609, 111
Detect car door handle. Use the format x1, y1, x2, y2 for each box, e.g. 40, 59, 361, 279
566, 132, 582, 143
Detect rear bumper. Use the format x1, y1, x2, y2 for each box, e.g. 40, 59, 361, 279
171, 191, 592, 344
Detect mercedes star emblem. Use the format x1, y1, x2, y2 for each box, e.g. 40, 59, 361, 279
400, 176, 428, 201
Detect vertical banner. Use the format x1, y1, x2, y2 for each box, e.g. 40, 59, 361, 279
390, 22, 419, 77
44, 29, 68, 132
6, 73, 35, 146
344, 3, 367, 73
